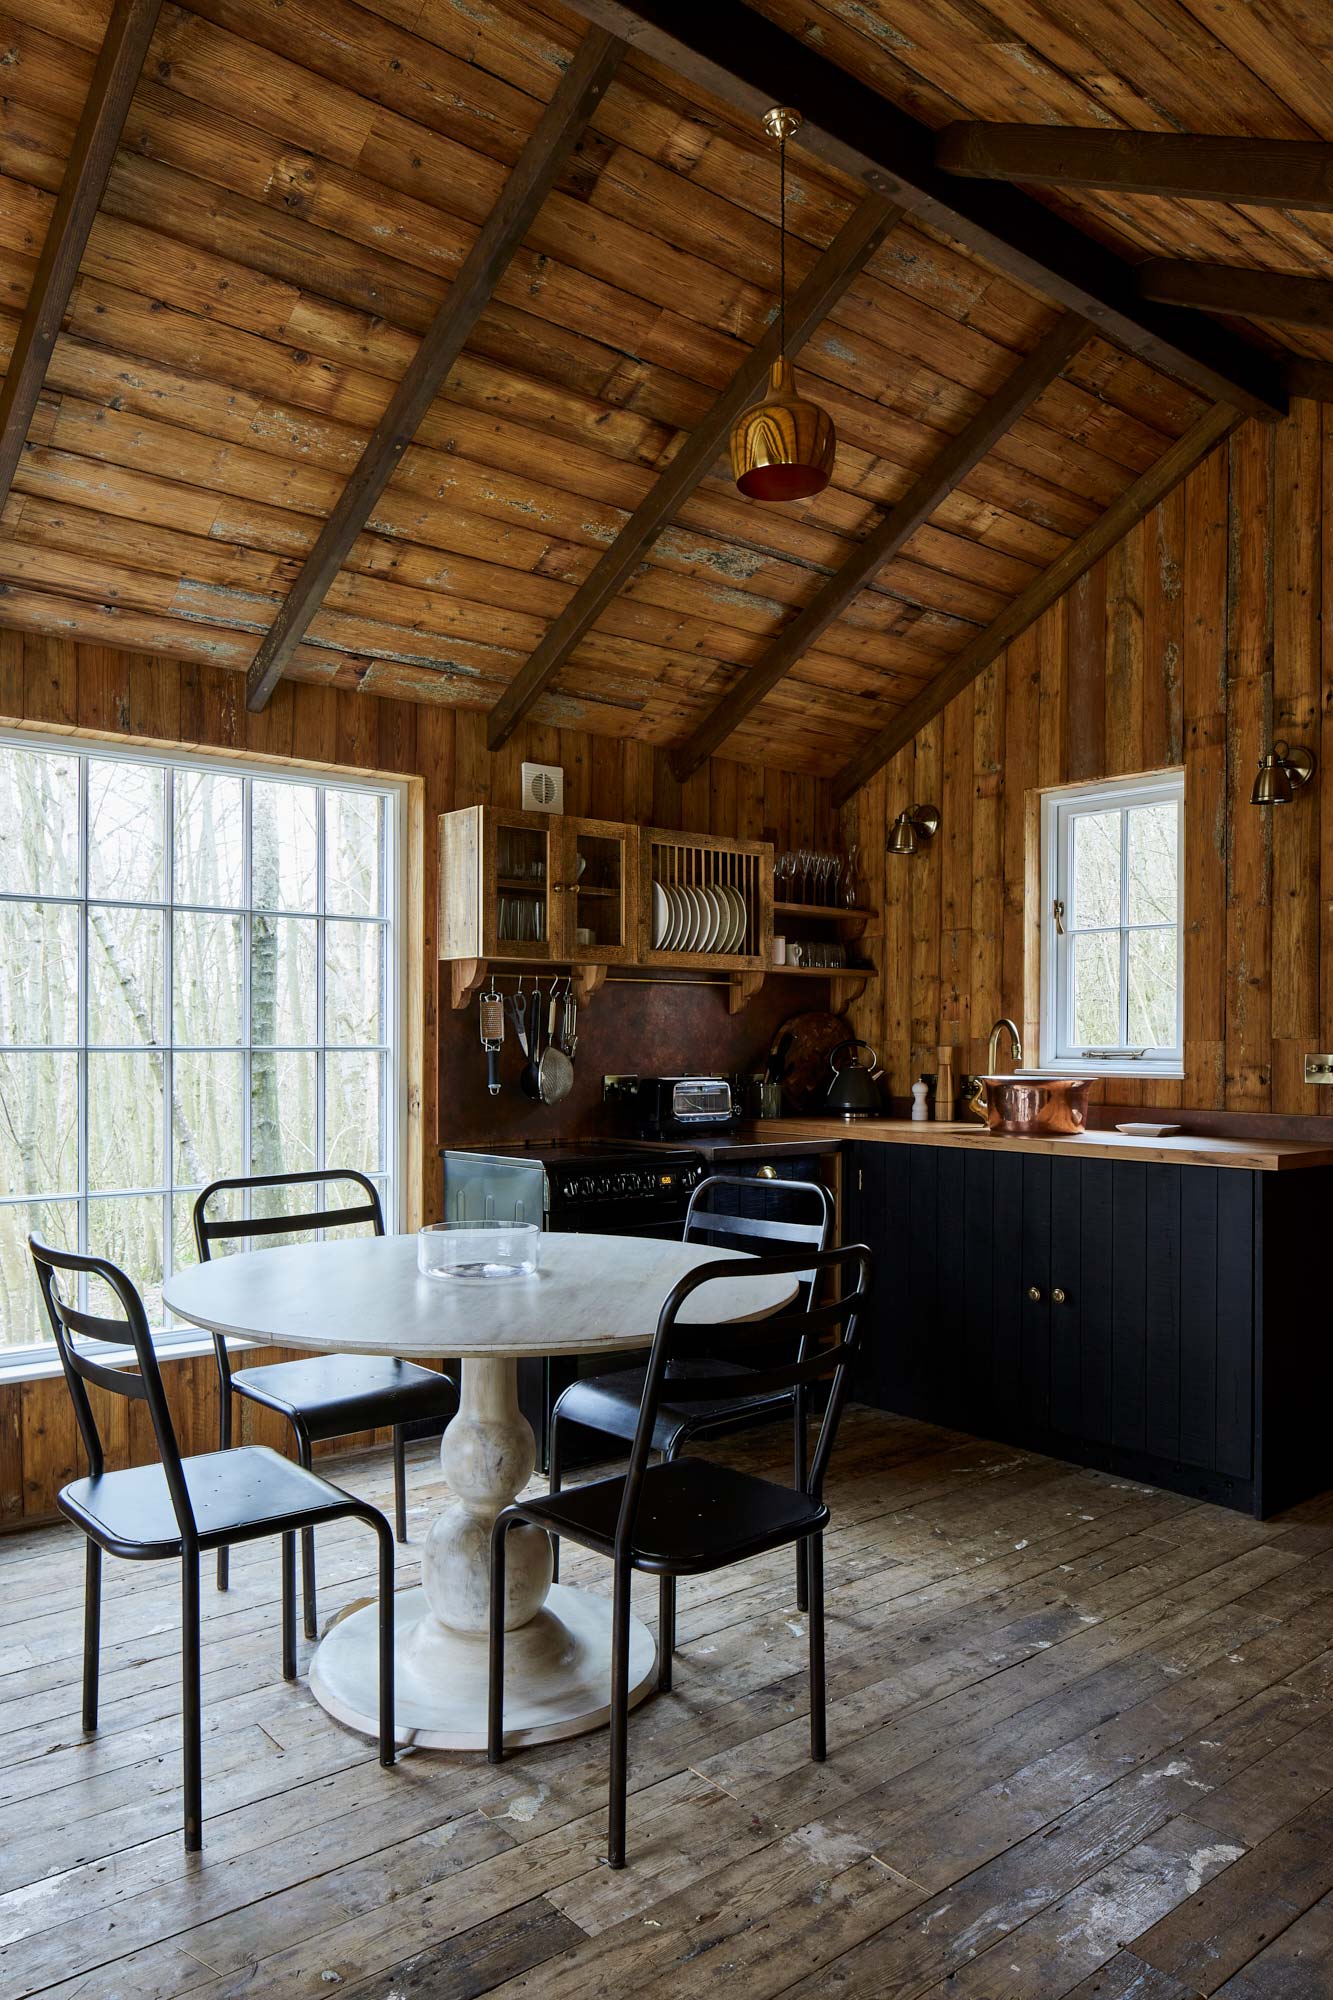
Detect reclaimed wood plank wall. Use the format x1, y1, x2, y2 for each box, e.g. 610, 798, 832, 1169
0, 633, 834, 1522
845, 401, 1327, 1111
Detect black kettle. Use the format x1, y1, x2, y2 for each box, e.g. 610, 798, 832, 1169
824, 1039, 882, 1118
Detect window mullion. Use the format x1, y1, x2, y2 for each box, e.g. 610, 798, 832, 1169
76, 751, 89, 1306
316, 787, 327, 1193
163, 765, 175, 1321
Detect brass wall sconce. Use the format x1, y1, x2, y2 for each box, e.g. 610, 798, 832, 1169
887, 803, 940, 856
1251, 740, 1316, 806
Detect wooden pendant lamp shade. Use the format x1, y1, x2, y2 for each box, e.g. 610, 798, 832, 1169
730, 108, 837, 502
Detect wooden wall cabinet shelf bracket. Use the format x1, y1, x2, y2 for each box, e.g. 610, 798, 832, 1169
728, 971, 766, 1016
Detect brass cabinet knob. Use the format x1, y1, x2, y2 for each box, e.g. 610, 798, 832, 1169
1052, 1286, 1068, 1305
1027, 1285, 1043, 1303
756, 1164, 777, 1180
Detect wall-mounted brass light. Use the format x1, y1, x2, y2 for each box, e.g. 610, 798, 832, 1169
730, 108, 837, 503
1251, 739, 1316, 805
887, 803, 940, 856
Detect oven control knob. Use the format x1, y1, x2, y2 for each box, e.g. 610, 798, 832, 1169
595, 1176, 612, 1196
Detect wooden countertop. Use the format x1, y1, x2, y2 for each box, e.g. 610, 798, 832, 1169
730, 1118, 1333, 1171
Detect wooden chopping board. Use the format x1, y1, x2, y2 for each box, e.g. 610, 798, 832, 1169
772, 1010, 856, 1113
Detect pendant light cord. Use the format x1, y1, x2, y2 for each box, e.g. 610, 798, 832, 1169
778, 122, 787, 359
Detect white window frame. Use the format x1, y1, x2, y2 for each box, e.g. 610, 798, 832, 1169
0, 726, 407, 1371
1039, 767, 1185, 1079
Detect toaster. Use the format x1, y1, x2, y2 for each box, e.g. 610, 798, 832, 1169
631, 1076, 739, 1139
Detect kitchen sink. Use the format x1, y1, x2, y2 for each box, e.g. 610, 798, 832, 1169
977, 1073, 1093, 1136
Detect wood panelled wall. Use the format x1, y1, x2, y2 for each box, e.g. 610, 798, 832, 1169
845, 399, 1327, 1114
0, 633, 833, 1522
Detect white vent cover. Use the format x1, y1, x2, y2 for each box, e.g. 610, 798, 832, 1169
521, 761, 563, 813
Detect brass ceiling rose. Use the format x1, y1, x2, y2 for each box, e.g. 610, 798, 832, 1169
730, 107, 837, 503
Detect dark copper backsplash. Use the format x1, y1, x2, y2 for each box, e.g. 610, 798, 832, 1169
438, 968, 843, 1149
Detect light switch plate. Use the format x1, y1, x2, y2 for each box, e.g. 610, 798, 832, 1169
1304, 1053, 1333, 1084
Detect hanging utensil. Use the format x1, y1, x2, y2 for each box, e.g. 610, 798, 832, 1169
478, 978, 504, 1097
537, 978, 574, 1105
562, 985, 578, 1061
519, 984, 542, 1100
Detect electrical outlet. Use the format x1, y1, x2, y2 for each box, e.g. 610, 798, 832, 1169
1304, 1054, 1333, 1084
602, 1074, 639, 1102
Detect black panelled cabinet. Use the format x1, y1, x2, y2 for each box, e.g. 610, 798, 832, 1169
844, 1141, 1333, 1517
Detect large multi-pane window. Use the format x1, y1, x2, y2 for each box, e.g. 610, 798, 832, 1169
1040, 768, 1184, 1076
0, 733, 400, 1359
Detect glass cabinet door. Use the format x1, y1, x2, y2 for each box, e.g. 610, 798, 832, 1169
558, 819, 638, 963
483, 811, 556, 959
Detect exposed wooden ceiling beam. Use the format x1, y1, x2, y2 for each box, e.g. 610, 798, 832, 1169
559, 1, 1286, 421
831, 401, 1241, 805
937, 122, 1333, 212
668, 314, 1092, 781
485, 193, 896, 751
244, 27, 624, 714
0, 0, 163, 513
1286, 359, 1333, 402
1137, 258, 1333, 329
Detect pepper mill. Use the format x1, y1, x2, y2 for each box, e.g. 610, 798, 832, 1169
934, 1044, 955, 1121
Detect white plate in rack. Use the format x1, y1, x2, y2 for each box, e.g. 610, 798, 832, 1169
651, 881, 669, 949
664, 884, 684, 952
723, 885, 747, 952
700, 884, 725, 952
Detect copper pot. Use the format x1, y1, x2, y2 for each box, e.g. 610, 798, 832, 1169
979, 1074, 1093, 1137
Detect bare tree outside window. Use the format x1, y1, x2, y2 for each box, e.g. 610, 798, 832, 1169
0, 739, 396, 1354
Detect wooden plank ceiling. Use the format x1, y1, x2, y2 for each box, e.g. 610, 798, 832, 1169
0, 0, 1319, 782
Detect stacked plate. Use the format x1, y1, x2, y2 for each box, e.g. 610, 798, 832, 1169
651, 880, 747, 954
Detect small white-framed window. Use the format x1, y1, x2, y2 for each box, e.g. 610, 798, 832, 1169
1040, 768, 1184, 1078
0, 727, 406, 1368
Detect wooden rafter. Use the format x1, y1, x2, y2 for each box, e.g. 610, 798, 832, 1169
244, 27, 624, 714
668, 314, 1093, 780
937, 123, 1333, 212
1137, 260, 1333, 329
558, 1, 1286, 421
831, 401, 1241, 804
485, 192, 897, 750
0, 0, 163, 514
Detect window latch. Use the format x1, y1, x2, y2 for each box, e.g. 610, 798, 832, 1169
1052, 898, 1065, 936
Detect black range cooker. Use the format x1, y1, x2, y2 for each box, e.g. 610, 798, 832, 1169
440, 1141, 708, 1465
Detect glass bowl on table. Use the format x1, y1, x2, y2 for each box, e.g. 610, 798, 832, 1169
417, 1222, 541, 1282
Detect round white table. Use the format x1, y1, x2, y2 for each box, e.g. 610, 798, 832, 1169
164, 1232, 795, 1751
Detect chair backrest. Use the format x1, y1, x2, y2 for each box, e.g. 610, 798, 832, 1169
193, 1169, 384, 1388
28, 1237, 198, 1542
615, 1242, 873, 1557
683, 1174, 834, 1305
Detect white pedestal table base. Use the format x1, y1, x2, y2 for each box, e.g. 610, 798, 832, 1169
307, 1350, 656, 1750
310, 1582, 657, 1750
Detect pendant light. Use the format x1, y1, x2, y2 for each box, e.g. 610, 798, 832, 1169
730, 107, 837, 503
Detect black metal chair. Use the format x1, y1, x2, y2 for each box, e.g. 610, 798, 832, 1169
489, 1241, 872, 1868
194, 1169, 458, 1639
548, 1174, 834, 1609
28, 1235, 396, 1853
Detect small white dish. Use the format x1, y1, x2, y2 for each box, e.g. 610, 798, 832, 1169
1115, 1123, 1182, 1138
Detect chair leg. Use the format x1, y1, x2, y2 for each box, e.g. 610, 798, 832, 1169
794, 1387, 809, 1613
216, 1392, 232, 1595
657, 1574, 675, 1695
372, 1514, 396, 1768
294, 1428, 318, 1640
392, 1424, 408, 1544
547, 1411, 562, 1584
82, 1540, 102, 1732
181, 1554, 203, 1852
280, 1533, 296, 1683
488, 1512, 512, 1764
608, 1562, 632, 1869
807, 1533, 826, 1765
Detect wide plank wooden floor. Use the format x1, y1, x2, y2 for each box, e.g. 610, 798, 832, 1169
4, 1408, 1333, 1998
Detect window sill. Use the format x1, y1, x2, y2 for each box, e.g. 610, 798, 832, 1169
0, 1331, 257, 1386
1040, 1063, 1185, 1083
